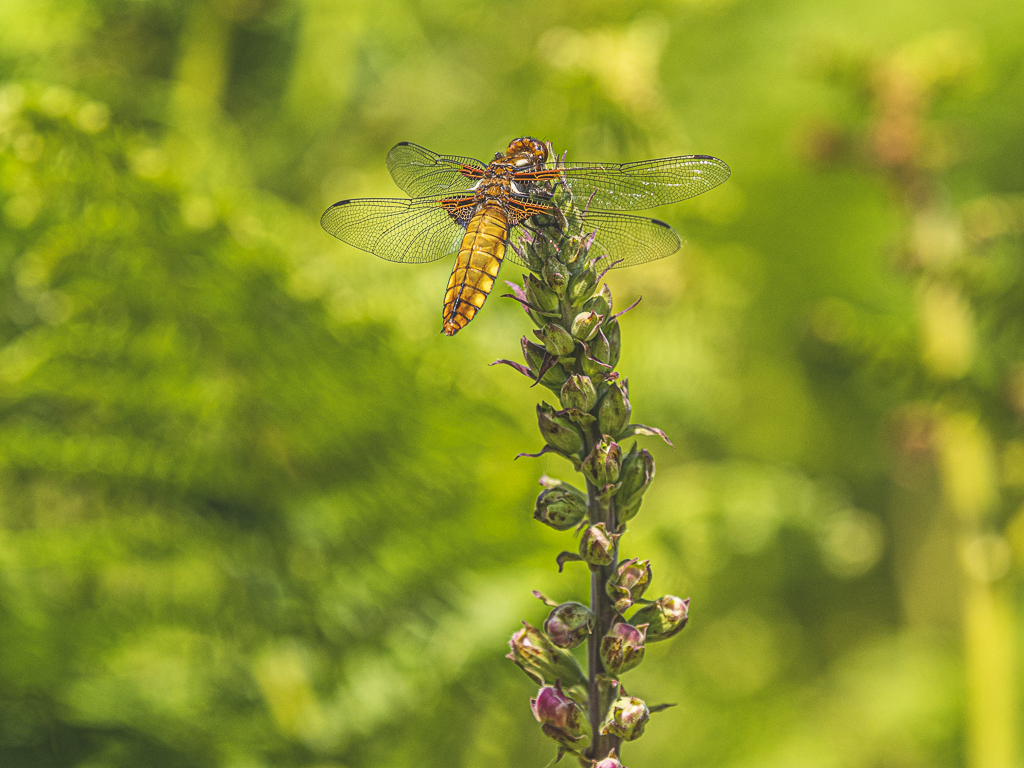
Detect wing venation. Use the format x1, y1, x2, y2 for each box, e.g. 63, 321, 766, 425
386, 143, 486, 197
320, 197, 467, 264
559, 155, 730, 211
506, 210, 682, 271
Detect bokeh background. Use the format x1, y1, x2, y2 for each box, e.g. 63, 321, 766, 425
1, 1, 1023, 767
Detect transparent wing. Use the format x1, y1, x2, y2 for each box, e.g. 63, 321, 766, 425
320, 196, 467, 264
506, 210, 682, 270
583, 211, 682, 268
386, 142, 486, 198
558, 155, 731, 211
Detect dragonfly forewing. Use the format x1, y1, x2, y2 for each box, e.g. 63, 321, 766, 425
386, 142, 486, 198
559, 155, 731, 211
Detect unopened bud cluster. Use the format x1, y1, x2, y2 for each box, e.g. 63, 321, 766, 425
498, 148, 690, 765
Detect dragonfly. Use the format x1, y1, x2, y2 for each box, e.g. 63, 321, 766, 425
320, 137, 730, 335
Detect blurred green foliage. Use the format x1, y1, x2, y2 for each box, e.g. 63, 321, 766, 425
0, 1, 1022, 768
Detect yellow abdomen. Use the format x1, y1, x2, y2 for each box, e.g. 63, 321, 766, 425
442, 203, 508, 336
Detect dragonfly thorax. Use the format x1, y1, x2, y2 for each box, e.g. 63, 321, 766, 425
474, 138, 550, 207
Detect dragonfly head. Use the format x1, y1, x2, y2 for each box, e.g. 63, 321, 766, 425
505, 137, 548, 168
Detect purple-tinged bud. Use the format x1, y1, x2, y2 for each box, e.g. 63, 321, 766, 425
507, 622, 587, 689
571, 311, 603, 341
567, 266, 599, 307
544, 602, 594, 649
543, 257, 567, 297
606, 558, 652, 614
536, 322, 575, 356
615, 445, 654, 525
601, 695, 650, 741
598, 380, 631, 437
531, 681, 590, 749
537, 402, 586, 456
630, 596, 689, 642
583, 284, 613, 317
538, 474, 569, 490
582, 436, 622, 488
525, 272, 560, 312
600, 622, 647, 675
579, 523, 618, 566
560, 374, 597, 412
593, 748, 626, 768
534, 485, 588, 531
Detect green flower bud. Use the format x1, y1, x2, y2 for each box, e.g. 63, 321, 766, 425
560, 374, 597, 412
536, 322, 575, 356
515, 243, 544, 273
537, 402, 586, 456
507, 622, 588, 690
531, 681, 591, 750
562, 236, 585, 266
606, 558, 652, 614
584, 284, 613, 316
534, 485, 588, 531
630, 596, 689, 642
600, 622, 647, 675
590, 330, 612, 364
567, 266, 598, 307
525, 272, 560, 312
521, 338, 548, 375
616, 498, 642, 527
615, 445, 654, 524
571, 311, 603, 341
543, 257, 567, 297
582, 436, 622, 488
544, 602, 594, 649
598, 380, 631, 437
545, 367, 570, 393
606, 318, 621, 367
530, 228, 559, 263
580, 332, 612, 378
523, 339, 569, 392
600, 695, 650, 742
579, 523, 618, 566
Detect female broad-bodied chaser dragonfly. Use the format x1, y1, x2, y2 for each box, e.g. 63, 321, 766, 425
321, 137, 730, 335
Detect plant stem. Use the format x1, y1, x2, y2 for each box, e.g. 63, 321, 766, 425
585, 425, 621, 760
